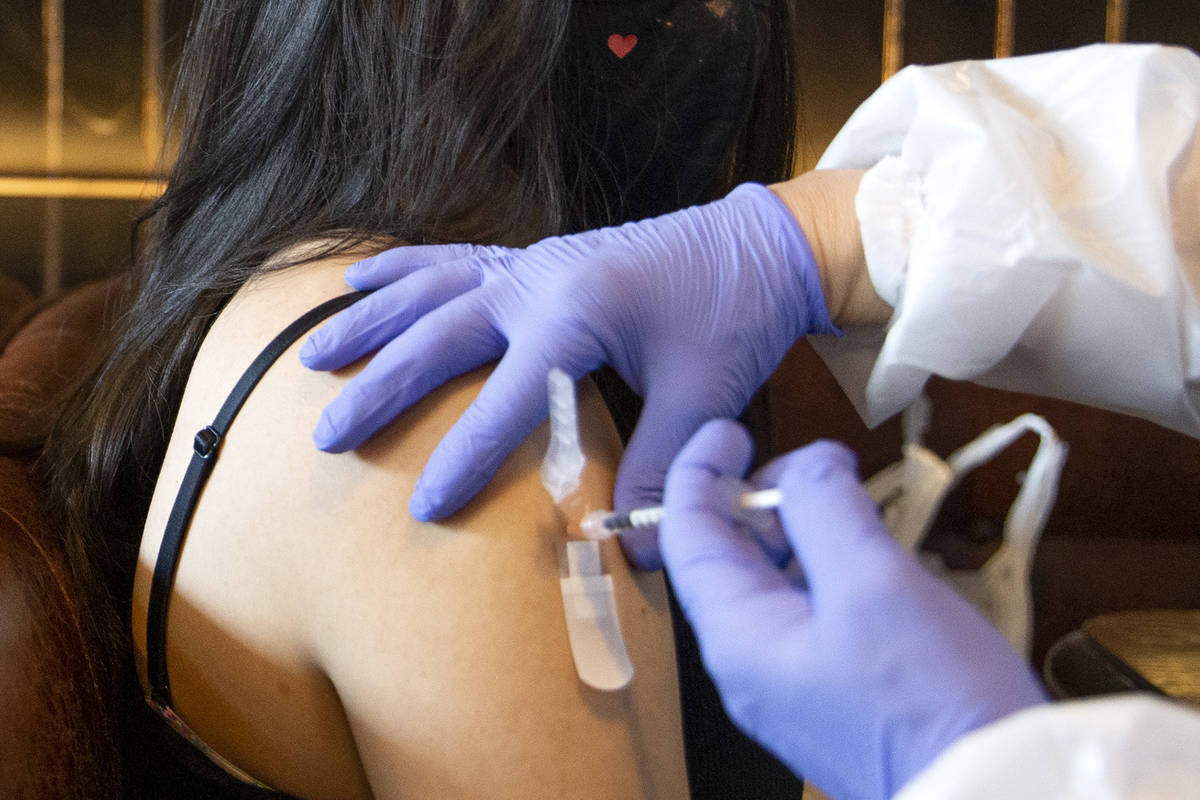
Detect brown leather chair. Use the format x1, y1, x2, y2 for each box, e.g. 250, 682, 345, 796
1, 275, 123, 798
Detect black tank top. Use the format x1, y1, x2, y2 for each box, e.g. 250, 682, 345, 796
135, 292, 365, 800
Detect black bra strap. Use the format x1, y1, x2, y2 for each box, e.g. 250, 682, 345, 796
147, 291, 368, 708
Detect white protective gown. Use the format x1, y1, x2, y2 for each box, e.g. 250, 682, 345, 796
813, 43, 1200, 797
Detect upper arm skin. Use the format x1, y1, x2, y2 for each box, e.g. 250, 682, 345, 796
133, 254, 687, 799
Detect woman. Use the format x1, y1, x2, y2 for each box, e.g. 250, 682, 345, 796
41, 0, 800, 796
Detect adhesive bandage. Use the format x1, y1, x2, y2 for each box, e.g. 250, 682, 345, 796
541, 368, 634, 691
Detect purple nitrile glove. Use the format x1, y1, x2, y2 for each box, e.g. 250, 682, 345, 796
300, 183, 837, 569
659, 420, 1048, 800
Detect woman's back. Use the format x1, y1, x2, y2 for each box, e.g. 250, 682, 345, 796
131, 249, 687, 798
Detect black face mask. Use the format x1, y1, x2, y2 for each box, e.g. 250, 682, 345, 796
566, 0, 772, 225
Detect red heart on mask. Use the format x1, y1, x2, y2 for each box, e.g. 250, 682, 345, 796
607, 34, 638, 59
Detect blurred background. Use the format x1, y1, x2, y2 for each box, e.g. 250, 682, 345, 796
5, 1, 1199, 291
2, 0, 1199, 668
4, 1, 1200, 292
0, 0, 191, 295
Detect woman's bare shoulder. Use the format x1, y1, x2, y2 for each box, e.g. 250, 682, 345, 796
134, 250, 686, 799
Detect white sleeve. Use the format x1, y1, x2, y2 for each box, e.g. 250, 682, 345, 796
812, 44, 1200, 438
893, 695, 1200, 799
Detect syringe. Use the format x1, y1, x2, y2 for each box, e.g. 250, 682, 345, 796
579, 487, 783, 540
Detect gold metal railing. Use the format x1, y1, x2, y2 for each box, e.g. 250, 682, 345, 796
0, 176, 165, 201
1106, 0, 1129, 43
3, 1, 166, 294
1, 0, 1148, 295
882, 0, 1131, 81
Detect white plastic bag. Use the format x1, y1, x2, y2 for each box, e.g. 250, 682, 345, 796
865, 396, 1068, 657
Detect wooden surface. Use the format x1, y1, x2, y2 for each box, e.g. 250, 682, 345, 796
1086, 610, 1200, 707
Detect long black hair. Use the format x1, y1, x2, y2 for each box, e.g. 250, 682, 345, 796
41, 0, 798, 653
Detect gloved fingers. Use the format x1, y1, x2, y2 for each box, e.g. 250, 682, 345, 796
613, 382, 737, 570
774, 440, 897, 599
741, 454, 802, 572
300, 259, 482, 370
312, 298, 501, 453
660, 420, 810, 654
409, 343, 595, 520
345, 243, 493, 289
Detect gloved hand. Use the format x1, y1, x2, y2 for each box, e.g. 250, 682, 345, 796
660, 420, 1047, 800
300, 183, 837, 569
